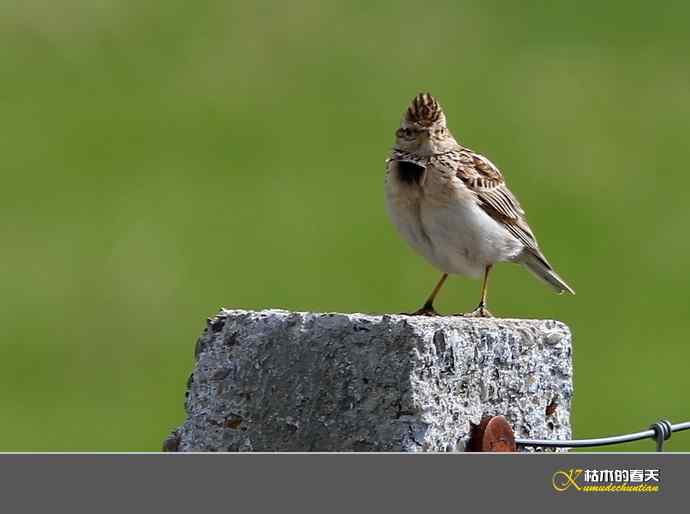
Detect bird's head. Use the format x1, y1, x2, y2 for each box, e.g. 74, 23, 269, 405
394, 93, 457, 155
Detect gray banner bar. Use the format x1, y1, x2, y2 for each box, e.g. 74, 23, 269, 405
0, 454, 686, 512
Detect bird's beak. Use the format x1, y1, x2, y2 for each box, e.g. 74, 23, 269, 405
415, 129, 435, 155
417, 129, 431, 141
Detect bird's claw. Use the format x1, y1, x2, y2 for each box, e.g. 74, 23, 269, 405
402, 304, 441, 316
463, 305, 493, 318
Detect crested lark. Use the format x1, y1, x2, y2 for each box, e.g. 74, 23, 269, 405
385, 92, 574, 317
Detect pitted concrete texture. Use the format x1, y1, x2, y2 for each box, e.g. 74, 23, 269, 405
165, 309, 572, 452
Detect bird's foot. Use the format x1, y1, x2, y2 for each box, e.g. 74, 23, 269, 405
462, 305, 493, 318
402, 303, 441, 316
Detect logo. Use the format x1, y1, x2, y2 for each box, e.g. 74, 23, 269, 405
552, 468, 660, 493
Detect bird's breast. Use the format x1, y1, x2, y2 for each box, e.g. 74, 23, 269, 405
385, 161, 522, 276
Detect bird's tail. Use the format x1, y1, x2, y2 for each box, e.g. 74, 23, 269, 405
519, 251, 575, 295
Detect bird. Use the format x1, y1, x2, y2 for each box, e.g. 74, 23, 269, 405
384, 92, 574, 317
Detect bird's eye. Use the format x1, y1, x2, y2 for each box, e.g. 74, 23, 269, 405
397, 128, 412, 138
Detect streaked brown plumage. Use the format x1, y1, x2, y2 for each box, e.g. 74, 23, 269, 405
385, 92, 574, 317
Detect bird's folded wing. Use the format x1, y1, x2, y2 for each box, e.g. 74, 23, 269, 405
454, 150, 551, 268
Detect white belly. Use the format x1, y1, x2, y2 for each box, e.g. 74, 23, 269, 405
385, 171, 523, 277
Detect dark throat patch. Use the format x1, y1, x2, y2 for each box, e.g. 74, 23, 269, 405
396, 160, 426, 185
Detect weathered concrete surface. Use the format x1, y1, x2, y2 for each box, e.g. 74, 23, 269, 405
165, 309, 572, 452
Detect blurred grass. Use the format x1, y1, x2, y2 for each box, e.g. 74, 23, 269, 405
1, 0, 689, 451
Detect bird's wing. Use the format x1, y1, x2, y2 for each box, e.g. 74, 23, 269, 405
450, 149, 551, 267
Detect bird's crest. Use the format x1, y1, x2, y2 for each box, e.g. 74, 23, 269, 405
405, 92, 444, 127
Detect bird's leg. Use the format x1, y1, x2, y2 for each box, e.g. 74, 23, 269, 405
406, 273, 448, 316
466, 265, 493, 317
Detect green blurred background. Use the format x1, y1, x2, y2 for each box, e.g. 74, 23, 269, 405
1, 0, 689, 451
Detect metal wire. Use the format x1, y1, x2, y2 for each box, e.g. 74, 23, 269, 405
516, 420, 690, 450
